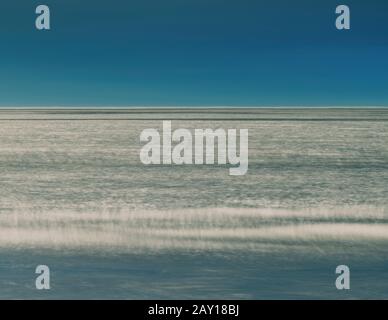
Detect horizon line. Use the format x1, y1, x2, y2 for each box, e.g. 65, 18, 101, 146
0, 106, 387, 110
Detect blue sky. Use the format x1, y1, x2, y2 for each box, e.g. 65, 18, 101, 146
1, 0, 387, 107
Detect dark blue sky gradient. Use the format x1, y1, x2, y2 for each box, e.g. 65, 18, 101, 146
1, 0, 387, 106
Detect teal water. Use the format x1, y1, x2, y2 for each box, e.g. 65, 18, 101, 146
0, 109, 387, 299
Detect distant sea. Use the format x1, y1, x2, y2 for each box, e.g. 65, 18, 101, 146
0, 108, 387, 299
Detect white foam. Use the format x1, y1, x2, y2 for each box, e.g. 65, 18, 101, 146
0, 206, 387, 251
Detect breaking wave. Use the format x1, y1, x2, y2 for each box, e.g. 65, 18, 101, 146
1, 206, 388, 252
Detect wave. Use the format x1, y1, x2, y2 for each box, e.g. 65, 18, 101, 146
1, 206, 388, 252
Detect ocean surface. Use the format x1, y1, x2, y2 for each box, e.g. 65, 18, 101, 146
0, 108, 387, 299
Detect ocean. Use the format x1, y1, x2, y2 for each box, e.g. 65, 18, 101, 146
0, 108, 387, 299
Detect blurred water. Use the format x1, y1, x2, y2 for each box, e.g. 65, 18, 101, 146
0, 108, 387, 299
